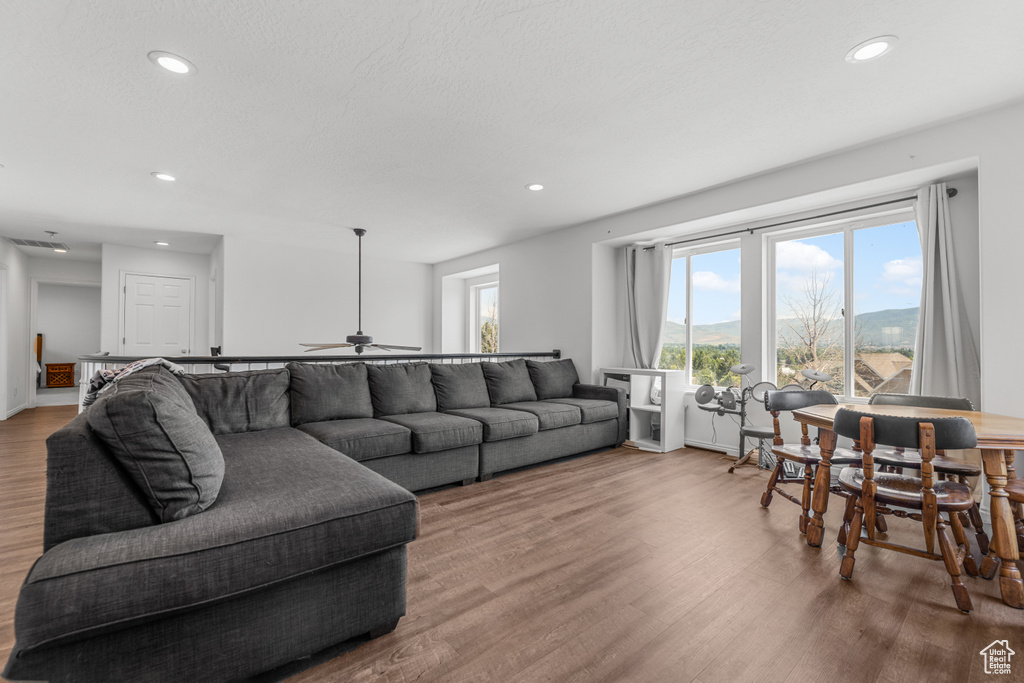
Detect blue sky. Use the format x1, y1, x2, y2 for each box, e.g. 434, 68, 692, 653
775, 220, 921, 318
667, 220, 921, 327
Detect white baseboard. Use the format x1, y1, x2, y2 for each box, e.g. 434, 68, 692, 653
5, 402, 28, 419
685, 438, 740, 458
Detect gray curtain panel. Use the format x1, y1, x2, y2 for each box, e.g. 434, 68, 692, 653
910, 183, 981, 405
625, 242, 672, 368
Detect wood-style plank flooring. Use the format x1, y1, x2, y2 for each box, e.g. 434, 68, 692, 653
2, 407, 1021, 682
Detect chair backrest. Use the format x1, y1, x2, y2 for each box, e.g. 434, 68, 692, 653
764, 389, 837, 413
833, 409, 977, 451
868, 393, 974, 412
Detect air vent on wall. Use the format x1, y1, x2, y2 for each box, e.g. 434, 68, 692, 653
7, 238, 70, 251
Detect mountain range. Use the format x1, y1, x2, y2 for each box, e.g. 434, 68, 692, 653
664, 307, 919, 348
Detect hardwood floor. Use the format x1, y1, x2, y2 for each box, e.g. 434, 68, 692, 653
2, 407, 1021, 682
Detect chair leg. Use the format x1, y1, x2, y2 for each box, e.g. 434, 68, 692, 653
947, 508, 979, 577
936, 516, 973, 613
837, 493, 857, 546
840, 500, 864, 580
799, 463, 813, 534
874, 515, 888, 534
760, 458, 785, 508
965, 501, 990, 556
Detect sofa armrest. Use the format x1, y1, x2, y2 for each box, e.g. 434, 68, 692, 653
573, 384, 627, 446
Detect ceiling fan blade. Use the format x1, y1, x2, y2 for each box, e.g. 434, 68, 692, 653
300, 343, 354, 352
373, 344, 422, 351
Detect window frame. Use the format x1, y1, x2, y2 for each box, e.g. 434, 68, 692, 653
666, 238, 742, 387
467, 276, 499, 353
765, 207, 918, 401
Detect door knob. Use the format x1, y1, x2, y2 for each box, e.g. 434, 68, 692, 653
181, 349, 188, 353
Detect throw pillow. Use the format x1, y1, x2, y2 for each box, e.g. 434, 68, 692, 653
480, 358, 538, 405
87, 366, 224, 523
430, 363, 490, 411
526, 359, 580, 399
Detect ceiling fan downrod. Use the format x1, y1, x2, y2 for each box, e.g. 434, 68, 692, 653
346, 229, 372, 352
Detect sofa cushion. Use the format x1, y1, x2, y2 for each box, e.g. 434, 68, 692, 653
11, 428, 418, 655
367, 363, 437, 416
87, 366, 224, 523
500, 401, 582, 430
444, 407, 540, 442
297, 418, 412, 462
177, 368, 291, 435
526, 359, 580, 399
287, 362, 373, 425
544, 398, 619, 424
379, 413, 483, 454
480, 359, 538, 405
430, 363, 490, 411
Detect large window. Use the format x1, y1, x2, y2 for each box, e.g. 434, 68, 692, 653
661, 243, 742, 386
771, 214, 920, 398
470, 281, 498, 353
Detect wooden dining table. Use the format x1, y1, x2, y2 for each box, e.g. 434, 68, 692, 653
792, 402, 1024, 609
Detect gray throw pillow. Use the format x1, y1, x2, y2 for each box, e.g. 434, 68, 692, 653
287, 362, 373, 425
526, 359, 580, 399
87, 366, 224, 523
366, 363, 437, 416
430, 363, 490, 411
480, 359, 538, 405
177, 368, 291, 435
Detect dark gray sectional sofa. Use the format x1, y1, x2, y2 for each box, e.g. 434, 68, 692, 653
4, 357, 624, 682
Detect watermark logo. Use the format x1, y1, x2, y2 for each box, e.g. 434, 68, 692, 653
980, 640, 1015, 675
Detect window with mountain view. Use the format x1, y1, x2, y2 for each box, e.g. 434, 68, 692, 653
661, 244, 742, 386
773, 216, 920, 398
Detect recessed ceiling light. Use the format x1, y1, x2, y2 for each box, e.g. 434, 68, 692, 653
53, 248, 67, 253
154, 241, 170, 246
846, 36, 897, 63
151, 172, 176, 181
526, 184, 544, 191
147, 51, 197, 75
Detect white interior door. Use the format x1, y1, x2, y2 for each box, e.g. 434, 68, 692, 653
123, 274, 193, 356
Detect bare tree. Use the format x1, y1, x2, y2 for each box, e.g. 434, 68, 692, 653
777, 271, 844, 392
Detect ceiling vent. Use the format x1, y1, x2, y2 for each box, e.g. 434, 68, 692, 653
7, 237, 71, 251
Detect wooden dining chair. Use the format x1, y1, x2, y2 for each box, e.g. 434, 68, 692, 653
834, 409, 978, 613
1007, 476, 1024, 553
759, 390, 863, 535
864, 393, 989, 555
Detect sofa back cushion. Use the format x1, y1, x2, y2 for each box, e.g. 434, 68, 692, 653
44, 411, 158, 550
526, 359, 580, 399
87, 366, 224, 523
480, 359, 538, 405
367, 363, 437, 416
177, 368, 291, 435
430, 362, 490, 411
287, 362, 373, 425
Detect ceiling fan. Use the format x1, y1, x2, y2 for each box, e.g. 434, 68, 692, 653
300, 229, 422, 355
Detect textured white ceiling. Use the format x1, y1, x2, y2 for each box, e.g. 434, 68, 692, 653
1, 0, 1023, 263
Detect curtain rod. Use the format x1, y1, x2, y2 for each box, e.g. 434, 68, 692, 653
643, 186, 957, 251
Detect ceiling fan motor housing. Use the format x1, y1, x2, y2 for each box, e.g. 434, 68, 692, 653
346, 333, 373, 345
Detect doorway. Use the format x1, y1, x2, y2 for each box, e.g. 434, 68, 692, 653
34, 282, 101, 407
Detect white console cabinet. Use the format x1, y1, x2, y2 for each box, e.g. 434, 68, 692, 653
600, 367, 685, 453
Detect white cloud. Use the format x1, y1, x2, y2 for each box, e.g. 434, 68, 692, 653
692, 270, 740, 292
776, 241, 842, 273
881, 256, 922, 288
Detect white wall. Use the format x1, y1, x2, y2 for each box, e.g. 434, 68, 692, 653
100, 244, 212, 354
0, 241, 30, 418
36, 283, 101, 381
28, 257, 102, 283
211, 237, 224, 350
433, 100, 1024, 451
221, 236, 432, 356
